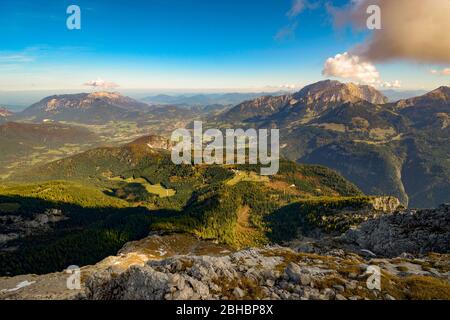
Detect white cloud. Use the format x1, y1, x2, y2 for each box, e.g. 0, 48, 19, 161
277, 83, 303, 90
322, 52, 380, 85
379, 80, 402, 89
83, 78, 119, 90
430, 68, 450, 76
262, 83, 303, 92
322, 52, 400, 88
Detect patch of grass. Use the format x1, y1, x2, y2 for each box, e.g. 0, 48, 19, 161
382, 272, 450, 300
396, 266, 409, 272
111, 176, 176, 198
314, 276, 346, 290
226, 171, 269, 186
144, 183, 176, 197
213, 276, 266, 300
400, 276, 450, 300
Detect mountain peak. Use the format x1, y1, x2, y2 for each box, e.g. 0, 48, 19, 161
87, 91, 123, 99
21, 92, 149, 122
218, 80, 388, 124
294, 80, 388, 105
396, 86, 450, 108
218, 94, 292, 122
427, 86, 450, 100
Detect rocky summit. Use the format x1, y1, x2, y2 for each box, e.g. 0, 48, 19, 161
85, 246, 449, 301
344, 204, 450, 257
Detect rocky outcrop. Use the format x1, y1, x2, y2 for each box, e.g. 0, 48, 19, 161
368, 196, 402, 213
0, 209, 66, 248
344, 204, 450, 257
297, 196, 402, 236
82, 203, 449, 301
1, 203, 449, 300
85, 246, 450, 300
1, 232, 449, 300
0, 234, 230, 300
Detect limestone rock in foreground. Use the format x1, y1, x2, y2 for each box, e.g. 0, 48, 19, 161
344, 204, 450, 257
85, 247, 450, 300
0, 233, 230, 300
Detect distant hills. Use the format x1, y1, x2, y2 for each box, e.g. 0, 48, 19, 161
14, 91, 199, 124
11, 134, 359, 196
381, 89, 428, 102
0, 92, 201, 177
0, 122, 100, 178
141, 91, 287, 108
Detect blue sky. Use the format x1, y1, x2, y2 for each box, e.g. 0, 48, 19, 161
0, 0, 448, 92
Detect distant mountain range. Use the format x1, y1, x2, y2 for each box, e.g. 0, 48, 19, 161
216, 80, 388, 124
142, 87, 423, 108
141, 91, 287, 108
13, 91, 197, 124
17, 92, 149, 123
381, 89, 428, 102
1, 80, 449, 208
214, 80, 450, 208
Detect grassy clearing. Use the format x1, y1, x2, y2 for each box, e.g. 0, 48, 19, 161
144, 183, 176, 197
109, 176, 176, 198
226, 171, 269, 186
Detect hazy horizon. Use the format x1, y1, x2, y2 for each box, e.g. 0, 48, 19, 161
0, 84, 433, 110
